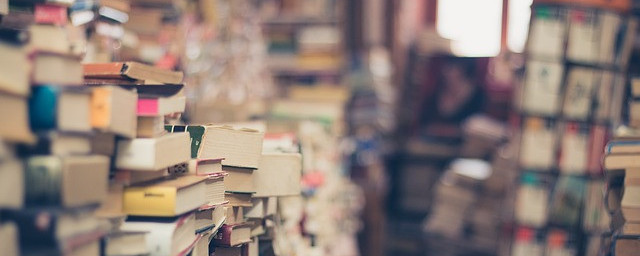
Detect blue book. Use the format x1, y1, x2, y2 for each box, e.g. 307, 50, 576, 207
29, 85, 92, 133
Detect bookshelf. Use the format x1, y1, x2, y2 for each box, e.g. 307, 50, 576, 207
511, 2, 635, 255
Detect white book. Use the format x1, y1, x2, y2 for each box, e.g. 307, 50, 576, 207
515, 185, 548, 227
116, 132, 190, 171
244, 198, 266, 219
562, 68, 597, 120
120, 213, 197, 256
558, 126, 588, 174
253, 153, 302, 197
519, 118, 557, 170
527, 10, 566, 60
522, 60, 564, 116
566, 9, 599, 63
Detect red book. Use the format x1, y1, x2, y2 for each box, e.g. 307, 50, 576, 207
212, 223, 251, 247
34, 4, 67, 25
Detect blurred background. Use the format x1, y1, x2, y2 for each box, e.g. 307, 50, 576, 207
4, 0, 640, 255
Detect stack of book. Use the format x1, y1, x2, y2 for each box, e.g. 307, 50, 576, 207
0, 0, 111, 254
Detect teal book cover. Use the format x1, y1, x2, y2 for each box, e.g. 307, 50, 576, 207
29, 85, 58, 131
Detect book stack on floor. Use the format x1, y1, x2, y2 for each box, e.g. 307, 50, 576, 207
602, 79, 640, 256
511, 2, 636, 256
0, 1, 115, 255
0, 0, 111, 254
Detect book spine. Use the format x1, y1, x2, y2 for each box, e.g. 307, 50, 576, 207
34, 4, 67, 25
212, 225, 232, 247
28, 86, 58, 131
24, 156, 63, 206
90, 87, 112, 129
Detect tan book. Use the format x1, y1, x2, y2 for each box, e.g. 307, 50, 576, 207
116, 132, 191, 171
90, 86, 138, 138
136, 116, 165, 138
91, 132, 116, 156
83, 62, 183, 84
32, 53, 83, 85
25, 155, 110, 207
0, 93, 34, 143
28, 24, 70, 54
253, 153, 301, 197
0, 41, 29, 96
0, 222, 18, 256
0, 161, 23, 209
604, 153, 640, 170
225, 192, 253, 207
222, 166, 255, 193
225, 206, 244, 225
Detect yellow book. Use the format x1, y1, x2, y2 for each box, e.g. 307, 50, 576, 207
123, 175, 207, 217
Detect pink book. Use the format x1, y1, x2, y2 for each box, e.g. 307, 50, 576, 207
137, 96, 185, 116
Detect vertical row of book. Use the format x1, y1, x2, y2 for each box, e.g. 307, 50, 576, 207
512, 3, 635, 256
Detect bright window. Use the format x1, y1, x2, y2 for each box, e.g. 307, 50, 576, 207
436, 0, 503, 57
508, 0, 533, 53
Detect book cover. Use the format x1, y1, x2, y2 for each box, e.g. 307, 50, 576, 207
34, 4, 67, 25
522, 60, 564, 116
526, 6, 566, 60
562, 67, 597, 120
115, 132, 190, 171
123, 175, 207, 217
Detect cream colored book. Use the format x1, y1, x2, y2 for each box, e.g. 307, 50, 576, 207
116, 132, 190, 171
253, 153, 302, 197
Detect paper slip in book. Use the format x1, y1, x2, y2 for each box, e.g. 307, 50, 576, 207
116, 132, 190, 171
29, 86, 92, 133
0, 92, 35, 143
123, 175, 207, 217
120, 213, 197, 256
253, 153, 302, 197
25, 155, 109, 207
165, 125, 264, 168
90, 85, 137, 138
83, 62, 183, 84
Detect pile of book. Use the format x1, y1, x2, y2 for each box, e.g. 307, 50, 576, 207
602, 78, 640, 256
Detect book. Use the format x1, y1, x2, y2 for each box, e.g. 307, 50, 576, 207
32, 53, 83, 85
28, 24, 71, 54
548, 176, 586, 228
34, 4, 67, 25
0, 222, 18, 256
562, 68, 597, 120
192, 231, 214, 256
0, 160, 23, 209
116, 132, 191, 171
604, 154, 640, 170
195, 204, 226, 234
137, 95, 186, 116
0, 35, 30, 96
244, 198, 265, 219
24, 155, 109, 207
522, 60, 564, 116
606, 140, 640, 154
519, 117, 557, 170
614, 235, 640, 256
136, 116, 166, 138
225, 206, 244, 225
225, 192, 253, 207
511, 227, 544, 256
203, 174, 226, 207
214, 245, 247, 256
123, 175, 207, 217
253, 153, 301, 197
165, 125, 264, 168
213, 223, 252, 247
103, 231, 150, 256
622, 222, 640, 234
1, 207, 103, 253
114, 168, 167, 186
526, 6, 566, 60
222, 166, 255, 193
120, 213, 197, 256
587, 125, 608, 174
514, 173, 549, 227
186, 158, 223, 176
90, 85, 138, 138
91, 131, 115, 156
621, 185, 640, 222
16, 132, 92, 156
558, 123, 589, 174
566, 9, 599, 64
0, 92, 35, 143
83, 62, 184, 84
593, 72, 616, 122
29, 86, 92, 132
583, 181, 609, 232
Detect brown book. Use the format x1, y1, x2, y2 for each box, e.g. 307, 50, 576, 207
615, 236, 640, 256
622, 222, 640, 234
83, 62, 183, 84
214, 244, 248, 256
213, 223, 251, 247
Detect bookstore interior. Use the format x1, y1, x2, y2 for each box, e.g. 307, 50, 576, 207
7, 0, 640, 255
